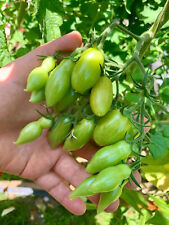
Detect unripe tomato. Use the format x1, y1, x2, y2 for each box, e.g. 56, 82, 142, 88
126, 123, 139, 141
63, 119, 95, 151
53, 88, 79, 113
15, 121, 42, 145
41, 56, 56, 72
71, 48, 104, 94
70, 176, 96, 199
29, 88, 45, 103
97, 186, 123, 213
45, 59, 75, 107
89, 164, 131, 193
48, 118, 72, 149
93, 109, 132, 146
25, 67, 48, 92
86, 140, 131, 174
38, 117, 52, 129
90, 76, 113, 117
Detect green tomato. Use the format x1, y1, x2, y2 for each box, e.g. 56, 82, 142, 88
45, 59, 75, 107
89, 164, 131, 193
93, 109, 132, 146
15, 121, 42, 145
86, 140, 131, 174
97, 186, 122, 213
70, 176, 96, 200
29, 88, 45, 103
71, 48, 104, 94
90, 76, 113, 117
41, 56, 56, 72
126, 122, 139, 141
63, 119, 95, 151
25, 67, 48, 92
48, 118, 72, 149
38, 117, 52, 129
53, 88, 79, 113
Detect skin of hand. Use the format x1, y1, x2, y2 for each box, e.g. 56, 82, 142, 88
0, 31, 141, 215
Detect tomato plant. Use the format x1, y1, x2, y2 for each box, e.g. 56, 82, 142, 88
1, 0, 169, 223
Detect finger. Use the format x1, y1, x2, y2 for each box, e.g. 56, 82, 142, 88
53, 149, 100, 205
74, 141, 99, 161
125, 171, 141, 190
35, 171, 86, 215
105, 199, 119, 213
54, 149, 90, 186
5, 31, 82, 81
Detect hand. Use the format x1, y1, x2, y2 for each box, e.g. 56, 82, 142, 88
0, 31, 140, 215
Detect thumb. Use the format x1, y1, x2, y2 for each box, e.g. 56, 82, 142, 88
6, 31, 82, 78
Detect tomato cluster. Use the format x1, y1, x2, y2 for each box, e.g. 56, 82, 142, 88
15, 48, 139, 212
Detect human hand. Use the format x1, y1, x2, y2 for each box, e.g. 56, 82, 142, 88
0, 31, 140, 215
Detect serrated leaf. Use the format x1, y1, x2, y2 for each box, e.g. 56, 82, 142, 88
148, 132, 168, 159
120, 189, 147, 213
140, 6, 163, 24
37, 0, 63, 43
44, 8, 63, 42
141, 164, 169, 192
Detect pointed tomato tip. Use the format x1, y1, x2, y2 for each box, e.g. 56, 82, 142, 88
69, 194, 76, 200
13, 141, 19, 145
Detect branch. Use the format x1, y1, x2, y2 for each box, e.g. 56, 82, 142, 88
149, 0, 169, 35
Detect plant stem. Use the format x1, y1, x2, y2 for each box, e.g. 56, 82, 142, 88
115, 23, 140, 41
139, 99, 145, 153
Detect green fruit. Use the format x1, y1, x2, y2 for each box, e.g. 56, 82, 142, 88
71, 48, 104, 94
93, 109, 132, 146
41, 56, 56, 72
90, 76, 113, 117
45, 59, 74, 107
70, 176, 96, 199
86, 140, 131, 174
53, 88, 78, 113
38, 117, 52, 129
89, 164, 131, 193
29, 88, 45, 103
48, 118, 72, 149
26, 67, 48, 91
63, 119, 95, 151
15, 121, 42, 145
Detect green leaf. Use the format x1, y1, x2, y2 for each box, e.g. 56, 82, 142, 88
0, 11, 11, 67
141, 164, 169, 192
44, 8, 63, 42
142, 152, 169, 165
148, 132, 168, 159
163, 125, 169, 138
146, 210, 169, 225
120, 189, 147, 213
151, 196, 169, 216
140, 6, 163, 24
37, 0, 63, 43
0, 29, 11, 67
